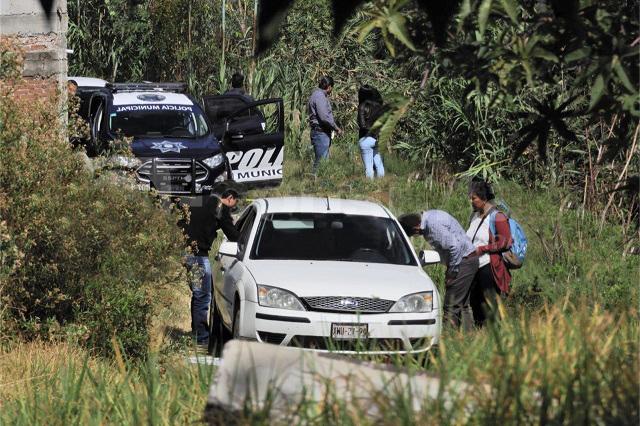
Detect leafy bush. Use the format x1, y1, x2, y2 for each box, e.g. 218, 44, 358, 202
0, 49, 186, 358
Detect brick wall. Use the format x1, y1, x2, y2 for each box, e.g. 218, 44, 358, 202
0, 0, 67, 105
7, 77, 58, 102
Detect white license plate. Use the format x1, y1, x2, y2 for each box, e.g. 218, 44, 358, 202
331, 323, 368, 340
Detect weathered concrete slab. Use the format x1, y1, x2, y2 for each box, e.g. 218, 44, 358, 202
204, 340, 473, 424
0, 0, 67, 34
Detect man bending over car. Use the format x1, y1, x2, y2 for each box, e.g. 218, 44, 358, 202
399, 211, 479, 332
179, 190, 240, 345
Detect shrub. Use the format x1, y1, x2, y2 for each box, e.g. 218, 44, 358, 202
0, 48, 186, 358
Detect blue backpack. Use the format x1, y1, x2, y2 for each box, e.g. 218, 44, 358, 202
488, 202, 527, 269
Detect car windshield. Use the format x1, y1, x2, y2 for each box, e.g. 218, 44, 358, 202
251, 213, 416, 266
109, 106, 209, 138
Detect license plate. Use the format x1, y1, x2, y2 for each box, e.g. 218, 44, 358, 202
161, 175, 185, 183
331, 323, 368, 340
157, 182, 189, 192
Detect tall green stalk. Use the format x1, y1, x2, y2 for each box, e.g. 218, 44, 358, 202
219, 0, 227, 92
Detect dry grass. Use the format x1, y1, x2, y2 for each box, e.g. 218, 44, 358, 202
0, 342, 97, 404
148, 279, 193, 353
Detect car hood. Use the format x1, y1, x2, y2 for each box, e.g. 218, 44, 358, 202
246, 260, 437, 301
130, 136, 222, 159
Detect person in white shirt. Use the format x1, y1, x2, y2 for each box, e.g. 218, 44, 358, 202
466, 179, 512, 326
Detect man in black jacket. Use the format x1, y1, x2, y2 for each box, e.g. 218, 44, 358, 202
357, 84, 385, 179
224, 72, 255, 102
179, 189, 240, 345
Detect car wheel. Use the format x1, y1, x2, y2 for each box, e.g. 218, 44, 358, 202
86, 134, 99, 157
232, 306, 241, 339
207, 295, 231, 355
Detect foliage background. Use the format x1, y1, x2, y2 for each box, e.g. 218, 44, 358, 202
0, 1, 637, 423
68, 0, 638, 235
58, 0, 640, 341
0, 42, 187, 358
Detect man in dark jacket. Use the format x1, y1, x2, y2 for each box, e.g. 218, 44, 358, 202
179, 189, 240, 345
224, 72, 254, 102
357, 85, 385, 179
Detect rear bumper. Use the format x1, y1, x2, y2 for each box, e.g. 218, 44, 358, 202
241, 301, 441, 355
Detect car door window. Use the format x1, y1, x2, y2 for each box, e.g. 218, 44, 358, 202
92, 102, 104, 139
237, 207, 257, 255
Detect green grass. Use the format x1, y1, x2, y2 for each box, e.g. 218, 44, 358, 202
254, 135, 639, 312
1, 304, 636, 425
1, 132, 637, 425
0, 343, 213, 425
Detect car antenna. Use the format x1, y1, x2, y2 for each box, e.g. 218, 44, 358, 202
326, 196, 330, 211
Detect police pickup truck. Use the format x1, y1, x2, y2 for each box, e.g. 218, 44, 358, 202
73, 78, 284, 194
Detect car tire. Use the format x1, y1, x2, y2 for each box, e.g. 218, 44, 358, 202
86, 136, 97, 157
232, 305, 241, 339
207, 295, 230, 356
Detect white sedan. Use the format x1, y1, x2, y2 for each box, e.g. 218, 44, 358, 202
209, 197, 442, 355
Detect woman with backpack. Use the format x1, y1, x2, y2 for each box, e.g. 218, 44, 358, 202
466, 179, 512, 326
357, 85, 385, 179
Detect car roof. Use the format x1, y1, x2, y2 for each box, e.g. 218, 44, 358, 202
69, 76, 108, 87
112, 92, 194, 106
258, 197, 391, 218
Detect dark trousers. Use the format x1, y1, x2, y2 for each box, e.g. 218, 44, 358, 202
444, 255, 479, 332
471, 264, 501, 327
186, 255, 212, 344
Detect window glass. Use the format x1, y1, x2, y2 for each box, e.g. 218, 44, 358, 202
237, 208, 257, 253
251, 213, 416, 266
109, 107, 209, 138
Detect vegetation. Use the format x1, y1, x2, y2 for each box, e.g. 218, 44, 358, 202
0, 42, 187, 359
67, 0, 639, 243
1, 0, 637, 423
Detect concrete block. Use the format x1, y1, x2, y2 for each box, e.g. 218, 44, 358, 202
0, 0, 67, 35
204, 340, 475, 424
22, 50, 65, 77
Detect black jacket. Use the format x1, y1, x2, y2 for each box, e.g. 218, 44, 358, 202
357, 100, 385, 139
223, 87, 255, 102
179, 196, 240, 256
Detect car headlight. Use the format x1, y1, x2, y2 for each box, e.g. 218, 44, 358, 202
389, 291, 433, 313
257, 285, 305, 311
202, 153, 225, 169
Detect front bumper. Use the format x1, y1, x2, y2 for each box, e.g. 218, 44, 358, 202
135, 157, 229, 195
242, 301, 441, 355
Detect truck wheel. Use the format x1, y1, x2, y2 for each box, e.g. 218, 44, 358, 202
86, 135, 100, 157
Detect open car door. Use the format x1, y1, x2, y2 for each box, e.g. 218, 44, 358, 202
202, 95, 284, 189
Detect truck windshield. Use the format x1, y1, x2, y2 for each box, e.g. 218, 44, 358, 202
109, 107, 209, 138
251, 213, 416, 266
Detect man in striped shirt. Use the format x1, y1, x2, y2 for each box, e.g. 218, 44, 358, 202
399, 210, 479, 331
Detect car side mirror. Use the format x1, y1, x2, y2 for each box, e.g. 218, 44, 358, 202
218, 241, 239, 258
419, 250, 440, 267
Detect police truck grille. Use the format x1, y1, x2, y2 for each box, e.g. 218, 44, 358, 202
136, 159, 208, 183
302, 297, 394, 313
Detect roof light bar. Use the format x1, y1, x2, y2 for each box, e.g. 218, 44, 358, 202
106, 82, 187, 93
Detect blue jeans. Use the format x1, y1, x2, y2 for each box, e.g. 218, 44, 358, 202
359, 136, 384, 179
185, 255, 212, 344
311, 130, 331, 173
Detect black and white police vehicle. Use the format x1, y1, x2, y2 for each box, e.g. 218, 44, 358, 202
72, 77, 284, 194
